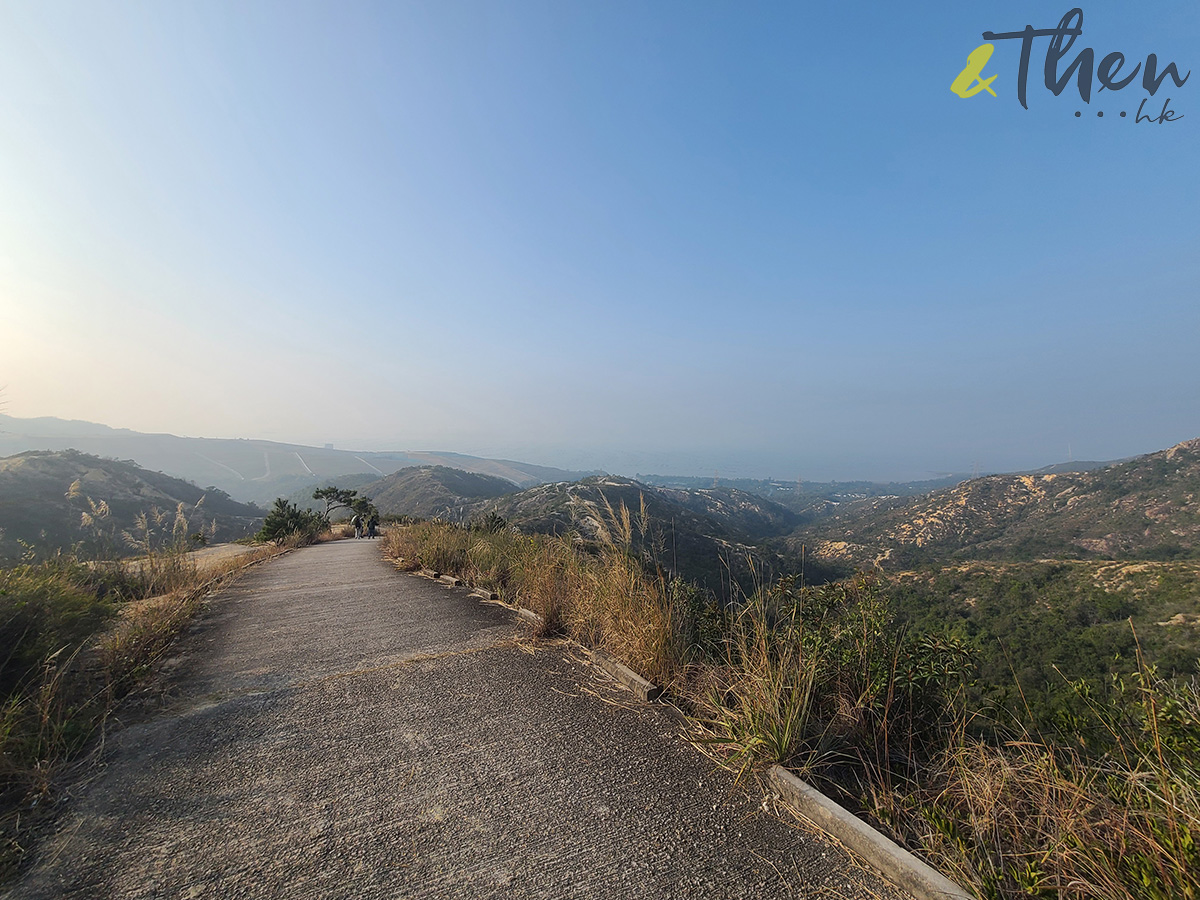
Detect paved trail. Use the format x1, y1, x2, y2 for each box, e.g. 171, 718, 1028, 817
9, 540, 901, 899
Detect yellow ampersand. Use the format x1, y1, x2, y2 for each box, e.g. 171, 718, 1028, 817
951, 43, 998, 97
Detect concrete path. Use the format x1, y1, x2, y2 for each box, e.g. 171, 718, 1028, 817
8, 540, 901, 900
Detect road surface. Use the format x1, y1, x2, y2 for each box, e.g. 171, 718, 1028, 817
9, 540, 901, 899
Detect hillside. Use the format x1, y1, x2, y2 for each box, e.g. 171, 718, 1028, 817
0, 450, 262, 562
470, 476, 819, 592
354, 466, 811, 592
889, 558, 1200, 716
790, 437, 1200, 571
640, 473, 968, 521
0, 415, 598, 505
358, 466, 517, 519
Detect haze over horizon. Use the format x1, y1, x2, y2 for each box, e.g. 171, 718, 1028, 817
2, 2, 1196, 483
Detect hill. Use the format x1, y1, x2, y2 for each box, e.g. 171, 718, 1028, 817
765, 437, 1200, 716
640, 473, 969, 521
470, 475, 819, 592
0, 415, 599, 505
790, 437, 1200, 571
0, 450, 262, 562
356, 467, 812, 592
358, 466, 518, 519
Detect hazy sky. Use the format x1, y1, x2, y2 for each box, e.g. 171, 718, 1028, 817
1, 1, 1196, 480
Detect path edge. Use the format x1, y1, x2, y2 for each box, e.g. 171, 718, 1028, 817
769, 766, 973, 900
587, 649, 662, 702
410, 567, 969, 899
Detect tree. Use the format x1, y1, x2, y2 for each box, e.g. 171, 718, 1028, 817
312, 487, 359, 520
258, 498, 324, 544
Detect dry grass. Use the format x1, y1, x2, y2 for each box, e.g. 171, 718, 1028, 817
382, 506, 683, 686
0, 541, 285, 880
384, 518, 1200, 899
101, 543, 283, 689
839, 648, 1198, 900
871, 720, 1199, 899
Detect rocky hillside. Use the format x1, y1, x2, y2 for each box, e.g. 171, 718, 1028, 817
477, 477, 797, 541
640, 473, 969, 521
792, 438, 1200, 570
359, 466, 517, 519
654, 486, 801, 538
0, 450, 262, 562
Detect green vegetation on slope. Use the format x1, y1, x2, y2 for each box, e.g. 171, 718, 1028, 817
888, 560, 1200, 729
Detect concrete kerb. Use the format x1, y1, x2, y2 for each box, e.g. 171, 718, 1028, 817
587, 649, 662, 702
517, 607, 544, 626
769, 766, 973, 900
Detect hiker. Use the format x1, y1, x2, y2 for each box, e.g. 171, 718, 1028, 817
367, 514, 378, 539
351, 514, 361, 539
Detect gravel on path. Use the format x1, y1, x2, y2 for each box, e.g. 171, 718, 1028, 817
7, 540, 904, 900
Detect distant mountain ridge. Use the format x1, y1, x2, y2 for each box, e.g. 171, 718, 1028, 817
0, 415, 598, 504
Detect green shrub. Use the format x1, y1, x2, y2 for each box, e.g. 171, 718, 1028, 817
257, 498, 325, 545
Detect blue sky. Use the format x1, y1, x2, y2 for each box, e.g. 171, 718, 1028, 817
1, 1, 1196, 480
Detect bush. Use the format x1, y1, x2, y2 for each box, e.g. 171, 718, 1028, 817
257, 499, 325, 545
695, 575, 972, 778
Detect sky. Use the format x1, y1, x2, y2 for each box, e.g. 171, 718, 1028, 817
0, 1, 1196, 481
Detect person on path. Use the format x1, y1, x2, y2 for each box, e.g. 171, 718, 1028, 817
367, 515, 378, 539
351, 514, 361, 539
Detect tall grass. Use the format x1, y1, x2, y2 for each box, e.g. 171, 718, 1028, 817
385, 516, 1200, 899
872, 660, 1200, 899
384, 503, 689, 685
